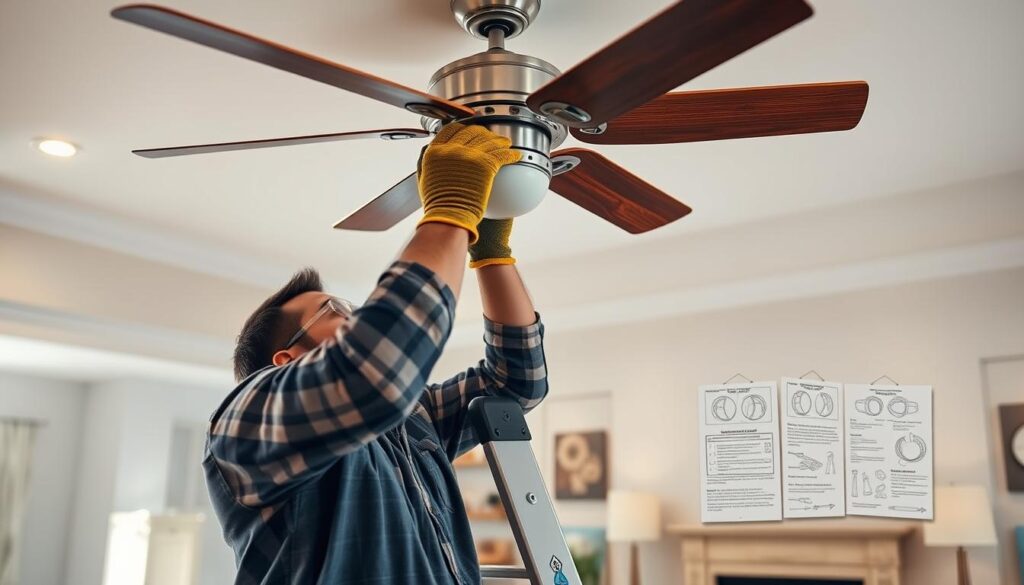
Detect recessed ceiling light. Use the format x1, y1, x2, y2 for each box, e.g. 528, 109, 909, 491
33, 138, 79, 158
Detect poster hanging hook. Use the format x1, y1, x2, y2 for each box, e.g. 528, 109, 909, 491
799, 370, 826, 381
722, 373, 754, 384
870, 374, 900, 385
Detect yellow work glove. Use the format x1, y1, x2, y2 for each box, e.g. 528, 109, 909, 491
468, 218, 515, 268
417, 123, 521, 243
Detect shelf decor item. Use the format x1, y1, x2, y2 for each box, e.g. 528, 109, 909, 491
607, 490, 661, 585
554, 431, 608, 500
923, 485, 997, 585
454, 445, 487, 468
476, 538, 515, 566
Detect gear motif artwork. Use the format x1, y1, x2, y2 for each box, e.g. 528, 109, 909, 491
554, 431, 608, 500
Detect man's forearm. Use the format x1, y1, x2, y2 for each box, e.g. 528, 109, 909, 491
398, 223, 469, 299
477, 264, 536, 326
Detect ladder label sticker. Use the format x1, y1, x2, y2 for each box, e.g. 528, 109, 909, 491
550, 555, 569, 585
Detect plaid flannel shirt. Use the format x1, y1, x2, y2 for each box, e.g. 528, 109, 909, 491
203, 261, 548, 584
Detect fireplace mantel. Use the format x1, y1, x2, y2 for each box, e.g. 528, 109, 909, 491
668, 522, 916, 585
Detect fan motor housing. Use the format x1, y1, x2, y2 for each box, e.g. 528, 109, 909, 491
423, 48, 567, 219
423, 50, 566, 176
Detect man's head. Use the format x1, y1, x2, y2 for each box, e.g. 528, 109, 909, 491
232, 268, 354, 381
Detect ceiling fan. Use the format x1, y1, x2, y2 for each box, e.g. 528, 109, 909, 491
112, 0, 868, 234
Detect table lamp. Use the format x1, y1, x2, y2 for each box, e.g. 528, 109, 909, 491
923, 485, 997, 585
607, 490, 661, 585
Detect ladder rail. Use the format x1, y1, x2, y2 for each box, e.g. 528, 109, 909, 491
468, 397, 582, 585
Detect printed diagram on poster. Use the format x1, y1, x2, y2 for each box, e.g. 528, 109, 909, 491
844, 384, 933, 519
699, 382, 782, 523
781, 378, 845, 518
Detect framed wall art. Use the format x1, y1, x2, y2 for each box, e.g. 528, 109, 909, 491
554, 430, 608, 500
998, 403, 1024, 492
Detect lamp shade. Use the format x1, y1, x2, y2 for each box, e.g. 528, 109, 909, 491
923, 485, 997, 547
607, 490, 661, 542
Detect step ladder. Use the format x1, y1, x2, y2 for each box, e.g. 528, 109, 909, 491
467, 396, 583, 585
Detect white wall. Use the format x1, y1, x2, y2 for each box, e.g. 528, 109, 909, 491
65, 382, 126, 585
0, 370, 246, 585
0, 372, 85, 585
62, 379, 236, 585
436, 266, 1024, 585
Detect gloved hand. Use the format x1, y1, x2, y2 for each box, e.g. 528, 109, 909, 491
469, 218, 515, 268
417, 122, 521, 243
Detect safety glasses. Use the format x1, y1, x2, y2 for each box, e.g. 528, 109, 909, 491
282, 296, 356, 350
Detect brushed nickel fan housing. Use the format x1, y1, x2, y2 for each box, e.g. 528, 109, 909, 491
422, 50, 566, 178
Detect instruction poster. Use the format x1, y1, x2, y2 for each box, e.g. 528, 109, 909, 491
699, 382, 781, 522
781, 378, 845, 518
844, 384, 933, 520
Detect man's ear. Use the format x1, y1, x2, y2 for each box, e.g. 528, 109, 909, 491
272, 349, 295, 367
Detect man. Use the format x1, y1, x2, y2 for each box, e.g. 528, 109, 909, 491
204, 122, 549, 584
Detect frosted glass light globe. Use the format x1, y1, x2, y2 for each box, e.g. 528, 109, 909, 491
484, 163, 550, 219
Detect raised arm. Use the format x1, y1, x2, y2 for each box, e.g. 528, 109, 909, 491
423, 219, 550, 458
208, 124, 520, 507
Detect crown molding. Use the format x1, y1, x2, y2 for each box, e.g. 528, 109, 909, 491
2, 238, 1021, 377
0, 298, 232, 368
447, 237, 1024, 347
0, 186, 293, 290
0, 333, 230, 387
4, 181, 1024, 370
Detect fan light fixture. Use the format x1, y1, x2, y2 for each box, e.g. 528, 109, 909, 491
486, 164, 550, 219
35, 138, 78, 158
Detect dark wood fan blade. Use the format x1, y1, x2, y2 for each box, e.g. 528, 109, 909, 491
111, 5, 473, 120
571, 82, 868, 145
134, 128, 430, 158
527, 0, 812, 128
333, 172, 420, 231
549, 148, 691, 234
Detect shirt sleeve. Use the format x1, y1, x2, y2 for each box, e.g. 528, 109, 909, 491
208, 261, 456, 508
421, 313, 548, 460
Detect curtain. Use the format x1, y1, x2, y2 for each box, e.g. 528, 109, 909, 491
0, 421, 38, 585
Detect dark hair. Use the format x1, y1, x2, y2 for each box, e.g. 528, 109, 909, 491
233, 268, 323, 381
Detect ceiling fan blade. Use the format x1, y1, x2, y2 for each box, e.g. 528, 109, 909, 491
549, 148, 691, 234
111, 5, 473, 120
526, 0, 812, 128
134, 128, 430, 158
571, 81, 868, 145
333, 172, 420, 231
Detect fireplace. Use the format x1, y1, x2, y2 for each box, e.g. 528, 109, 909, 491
668, 522, 914, 585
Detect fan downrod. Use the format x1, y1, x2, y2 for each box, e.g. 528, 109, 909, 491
450, 0, 542, 41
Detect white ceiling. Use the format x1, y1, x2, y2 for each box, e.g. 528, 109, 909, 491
2, 0, 1023, 294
